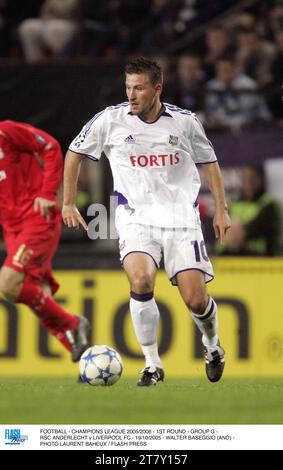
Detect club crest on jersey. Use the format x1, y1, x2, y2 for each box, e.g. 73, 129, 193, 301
168, 135, 178, 146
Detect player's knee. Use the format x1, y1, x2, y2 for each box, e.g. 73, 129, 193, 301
130, 272, 154, 294
183, 293, 207, 315
0, 271, 22, 302
0, 278, 17, 302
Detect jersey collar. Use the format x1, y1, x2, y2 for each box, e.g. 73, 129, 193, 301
128, 103, 173, 123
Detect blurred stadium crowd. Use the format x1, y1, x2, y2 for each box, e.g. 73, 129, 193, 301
1, 0, 283, 127
0, 0, 282, 259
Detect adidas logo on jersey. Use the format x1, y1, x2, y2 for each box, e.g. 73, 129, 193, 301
124, 135, 135, 143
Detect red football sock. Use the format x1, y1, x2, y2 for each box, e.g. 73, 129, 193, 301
43, 327, 72, 351
16, 280, 79, 351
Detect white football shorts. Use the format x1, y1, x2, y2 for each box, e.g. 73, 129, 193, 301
118, 223, 214, 286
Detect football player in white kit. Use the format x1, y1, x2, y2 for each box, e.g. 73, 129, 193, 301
63, 57, 231, 386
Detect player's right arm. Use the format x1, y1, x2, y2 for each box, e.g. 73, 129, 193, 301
63, 108, 107, 230
62, 150, 88, 230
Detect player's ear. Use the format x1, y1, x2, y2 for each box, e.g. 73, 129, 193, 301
155, 83, 163, 96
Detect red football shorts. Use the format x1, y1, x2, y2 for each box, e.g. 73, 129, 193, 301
3, 208, 62, 295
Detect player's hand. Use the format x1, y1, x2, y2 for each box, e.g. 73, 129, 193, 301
34, 197, 56, 218
62, 204, 88, 231
224, 218, 246, 250
213, 208, 231, 245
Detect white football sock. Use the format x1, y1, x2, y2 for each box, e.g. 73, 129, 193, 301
141, 343, 162, 369
130, 297, 163, 369
191, 296, 219, 349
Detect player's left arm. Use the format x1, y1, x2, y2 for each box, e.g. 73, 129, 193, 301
190, 116, 231, 244
26, 128, 63, 217
201, 161, 231, 244
33, 139, 63, 217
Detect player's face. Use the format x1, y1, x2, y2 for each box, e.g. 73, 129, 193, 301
125, 73, 162, 118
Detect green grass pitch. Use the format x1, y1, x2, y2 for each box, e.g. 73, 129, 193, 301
1, 377, 283, 424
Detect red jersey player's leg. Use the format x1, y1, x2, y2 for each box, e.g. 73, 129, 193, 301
0, 208, 89, 361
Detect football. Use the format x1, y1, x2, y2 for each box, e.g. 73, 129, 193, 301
79, 345, 123, 386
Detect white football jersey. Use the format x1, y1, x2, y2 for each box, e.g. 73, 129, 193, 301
69, 102, 217, 228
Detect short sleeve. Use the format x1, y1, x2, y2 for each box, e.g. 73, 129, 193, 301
190, 115, 217, 164
69, 109, 106, 161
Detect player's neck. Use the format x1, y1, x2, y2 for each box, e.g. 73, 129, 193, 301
140, 100, 163, 123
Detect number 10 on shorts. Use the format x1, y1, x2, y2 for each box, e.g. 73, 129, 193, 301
191, 240, 209, 262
